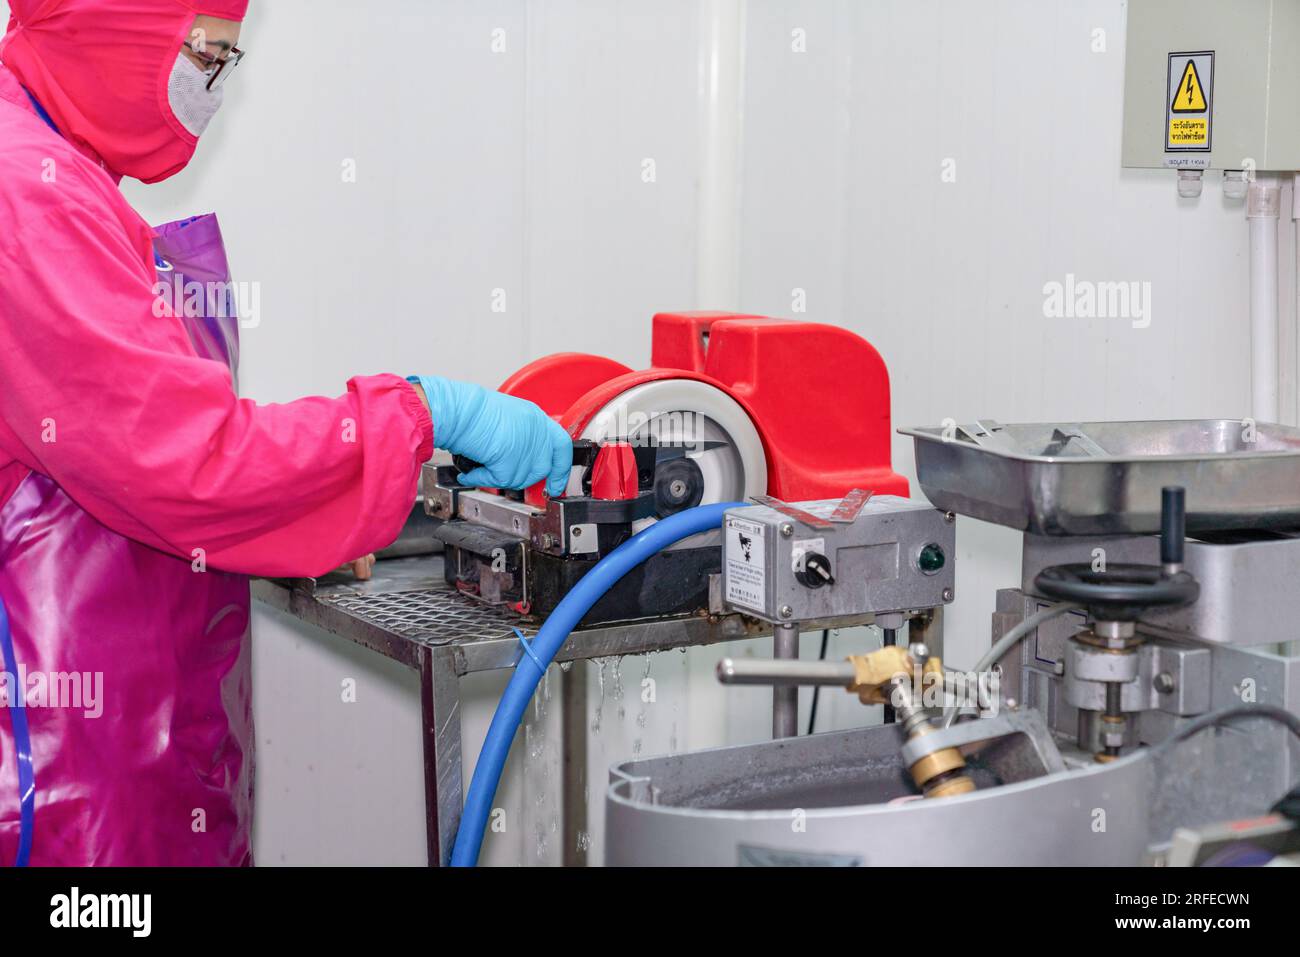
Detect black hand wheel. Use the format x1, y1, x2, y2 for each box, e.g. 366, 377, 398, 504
1033, 562, 1199, 621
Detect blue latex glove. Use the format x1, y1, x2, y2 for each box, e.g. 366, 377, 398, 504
409, 376, 572, 497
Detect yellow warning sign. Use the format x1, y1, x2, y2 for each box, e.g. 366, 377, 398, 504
1171, 59, 1207, 113
1165, 51, 1213, 154
1169, 117, 1208, 147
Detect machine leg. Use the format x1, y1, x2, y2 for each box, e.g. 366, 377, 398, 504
773, 622, 799, 738
881, 627, 898, 724
561, 659, 589, 866
421, 646, 463, 867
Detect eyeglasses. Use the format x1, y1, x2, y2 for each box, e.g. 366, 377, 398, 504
182, 39, 246, 91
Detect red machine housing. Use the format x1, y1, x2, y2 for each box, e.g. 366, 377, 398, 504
498, 312, 909, 504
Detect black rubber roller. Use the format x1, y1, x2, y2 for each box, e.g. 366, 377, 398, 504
653, 457, 705, 518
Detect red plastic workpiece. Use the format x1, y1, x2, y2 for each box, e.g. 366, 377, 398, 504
589, 442, 640, 501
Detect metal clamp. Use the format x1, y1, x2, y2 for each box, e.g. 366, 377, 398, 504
898, 708, 1066, 779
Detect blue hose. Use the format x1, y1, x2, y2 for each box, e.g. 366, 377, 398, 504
450, 501, 742, 866
0, 597, 34, 866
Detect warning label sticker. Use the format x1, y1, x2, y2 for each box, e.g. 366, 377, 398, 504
725, 517, 766, 612
1165, 51, 1213, 153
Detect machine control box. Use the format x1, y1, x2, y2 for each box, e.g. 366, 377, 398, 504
1122, 0, 1300, 171
721, 496, 955, 624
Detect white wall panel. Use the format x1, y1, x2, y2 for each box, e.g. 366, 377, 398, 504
737, 0, 1271, 669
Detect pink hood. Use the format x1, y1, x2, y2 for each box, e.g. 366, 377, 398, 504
0, 0, 249, 183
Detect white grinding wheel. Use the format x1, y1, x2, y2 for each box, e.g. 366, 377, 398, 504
571, 379, 768, 519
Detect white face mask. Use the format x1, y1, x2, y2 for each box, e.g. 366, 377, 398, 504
167, 51, 224, 137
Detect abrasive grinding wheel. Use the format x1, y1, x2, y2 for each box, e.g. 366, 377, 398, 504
570, 380, 767, 531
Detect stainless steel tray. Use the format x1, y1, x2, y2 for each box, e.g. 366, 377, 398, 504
899, 419, 1300, 536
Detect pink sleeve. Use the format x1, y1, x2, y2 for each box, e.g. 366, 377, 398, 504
0, 169, 434, 578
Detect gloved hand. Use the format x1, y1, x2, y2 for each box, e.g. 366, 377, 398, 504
410, 376, 573, 497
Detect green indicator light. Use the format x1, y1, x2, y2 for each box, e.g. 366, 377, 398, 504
918, 543, 946, 574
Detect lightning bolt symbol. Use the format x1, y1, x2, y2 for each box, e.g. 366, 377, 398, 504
1185, 71, 1195, 107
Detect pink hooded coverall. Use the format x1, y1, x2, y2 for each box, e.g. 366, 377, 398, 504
0, 0, 434, 864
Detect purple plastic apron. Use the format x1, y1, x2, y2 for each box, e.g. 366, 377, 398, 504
0, 213, 253, 865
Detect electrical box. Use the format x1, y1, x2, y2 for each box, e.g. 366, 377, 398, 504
1122, 0, 1300, 171
720, 496, 955, 624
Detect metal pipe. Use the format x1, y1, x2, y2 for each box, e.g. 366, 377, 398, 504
1293, 173, 1300, 431
773, 623, 799, 738
716, 656, 855, 687
718, 657, 975, 691
1249, 173, 1282, 423
694, 0, 746, 309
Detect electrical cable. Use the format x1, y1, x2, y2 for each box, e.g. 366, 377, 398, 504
807, 629, 830, 735
1146, 704, 1300, 758
943, 601, 1080, 728
881, 626, 898, 723
0, 597, 34, 866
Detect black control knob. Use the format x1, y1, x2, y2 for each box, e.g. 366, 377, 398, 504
796, 553, 835, 589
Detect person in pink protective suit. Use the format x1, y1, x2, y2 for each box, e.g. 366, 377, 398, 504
0, 0, 572, 865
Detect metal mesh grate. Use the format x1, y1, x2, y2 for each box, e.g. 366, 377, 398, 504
321, 588, 537, 645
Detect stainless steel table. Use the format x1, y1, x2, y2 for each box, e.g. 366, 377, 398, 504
253, 554, 880, 865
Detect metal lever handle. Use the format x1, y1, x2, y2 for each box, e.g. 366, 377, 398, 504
1161, 485, 1186, 569
451, 454, 485, 478
716, 657, 856, 688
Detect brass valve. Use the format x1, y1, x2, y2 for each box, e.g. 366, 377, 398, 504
844, 645, 975, 800
846, 644, 914, 705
